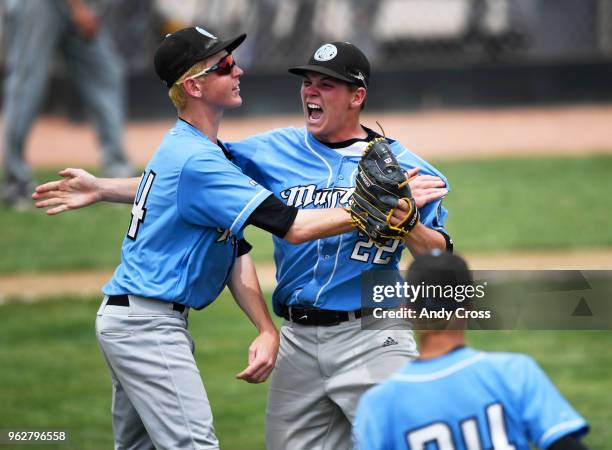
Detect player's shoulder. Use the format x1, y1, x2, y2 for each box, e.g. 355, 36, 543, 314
476, 351, 542, 390
158, 121, 218, 155
244, 126, 306, 143
388, 139, 447, 180
153, 136, 229, 182
228, 127, 306, 157
484, 351, 537, 371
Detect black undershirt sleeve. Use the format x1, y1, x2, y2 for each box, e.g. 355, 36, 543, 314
246, 194, 299, 238
437, 230, 454, 253
549, 435, 589, 450
236, 239, 252, 257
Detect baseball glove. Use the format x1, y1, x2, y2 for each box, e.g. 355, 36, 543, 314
350, 137, 419, 246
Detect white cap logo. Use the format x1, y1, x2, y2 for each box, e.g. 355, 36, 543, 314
195, 27, 217, 39
314, 44, 338, 61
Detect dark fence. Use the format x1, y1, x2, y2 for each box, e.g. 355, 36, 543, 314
2, 0, 612, 117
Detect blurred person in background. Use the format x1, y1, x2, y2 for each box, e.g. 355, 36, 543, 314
1, 0, 133, 209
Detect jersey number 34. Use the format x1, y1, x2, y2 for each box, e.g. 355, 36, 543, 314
407, 403, 516, 449
127, 171, 156, 240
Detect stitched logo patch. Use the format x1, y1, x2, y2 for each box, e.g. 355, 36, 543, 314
314, 44, 338, 61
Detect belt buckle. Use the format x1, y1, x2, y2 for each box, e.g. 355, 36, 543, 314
287, 306, 294, 322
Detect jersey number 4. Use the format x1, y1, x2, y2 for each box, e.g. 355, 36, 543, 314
407, 403, 516, 449
127, 171, 156, 240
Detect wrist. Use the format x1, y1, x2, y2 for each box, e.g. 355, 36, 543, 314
97, 178, 111, 202
258, 325, 278, 337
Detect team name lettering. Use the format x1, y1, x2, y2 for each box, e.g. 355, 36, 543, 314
280, 185, 354, 208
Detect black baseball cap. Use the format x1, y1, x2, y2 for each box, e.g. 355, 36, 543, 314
407, 251, 473, 313
154, 26, 246, 88
289, 42, 370, 88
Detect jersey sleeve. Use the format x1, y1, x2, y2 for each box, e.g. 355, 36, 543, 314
177, 150, 273, 235
395, 147, 450, 236
517, 356, 589, 449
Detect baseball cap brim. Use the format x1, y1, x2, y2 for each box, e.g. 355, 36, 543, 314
288, 65, 355, 84
204, 33, 247, 60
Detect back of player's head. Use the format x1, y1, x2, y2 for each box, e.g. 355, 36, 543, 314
407, 251, 473, 329
407, 251, 472, 290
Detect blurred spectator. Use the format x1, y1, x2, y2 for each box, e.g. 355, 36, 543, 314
2, 0, 133, 209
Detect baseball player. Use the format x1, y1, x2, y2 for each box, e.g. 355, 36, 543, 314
33, 42, 450, 449
225, 42, 451, 450
353, 252, 590, 450
52, 27, 380, 450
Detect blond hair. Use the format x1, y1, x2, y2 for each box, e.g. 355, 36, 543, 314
168, 61, 208, 110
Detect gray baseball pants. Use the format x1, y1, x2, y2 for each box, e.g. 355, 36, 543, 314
266, 316, 418, 450
96, 295, 219, 450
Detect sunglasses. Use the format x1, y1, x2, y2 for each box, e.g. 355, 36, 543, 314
184, 54, 236, 82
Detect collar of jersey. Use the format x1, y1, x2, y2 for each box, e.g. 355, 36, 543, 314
176, 118, 233, 160
406, 347, 478, 373
306, 126, 398, 160
175, 118, 213, 143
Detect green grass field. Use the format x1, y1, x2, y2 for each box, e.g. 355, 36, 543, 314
1, 154, 611, 274
1, 153, 610, 449
0, 294, 609, 450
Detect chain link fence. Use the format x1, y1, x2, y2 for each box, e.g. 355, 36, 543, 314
2, 0, 611, 74
127, 0, 612, 71
1, 0, 611, 116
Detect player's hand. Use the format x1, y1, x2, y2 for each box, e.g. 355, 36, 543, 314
32, 168, 101, 215
389, 168, 447, 227
405, 167, 448, 208
236, 329, 279, 384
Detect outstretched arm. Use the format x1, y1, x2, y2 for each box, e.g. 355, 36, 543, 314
283, 208, 354, 244
32, 168, 139, 215
33, 167, 447, 251
228, 253, 279, 384
250, 167, 449, 245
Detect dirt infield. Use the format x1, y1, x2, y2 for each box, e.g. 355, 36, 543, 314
2, 249, 611, 301
4, 104, 612, 170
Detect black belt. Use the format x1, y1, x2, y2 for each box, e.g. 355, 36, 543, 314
279, 304, 371, 326
107, 294, 186, 313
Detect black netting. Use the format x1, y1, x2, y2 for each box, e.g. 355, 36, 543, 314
144, 0, 612, 70
1, 0, 611, 72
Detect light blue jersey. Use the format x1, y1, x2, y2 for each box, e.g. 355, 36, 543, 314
227, 127, 449, 315
354, 347, 589, 450
103, 119, 272, 309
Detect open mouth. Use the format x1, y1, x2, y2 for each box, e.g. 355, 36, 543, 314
307, 103, 323, 121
